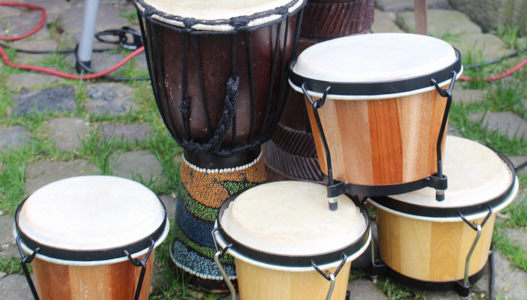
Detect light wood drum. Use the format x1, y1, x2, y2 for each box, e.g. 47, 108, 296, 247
289, 33, 463, 195
14, 176, 169, 300
368, 136, 518, 287
214, 181, 371, 299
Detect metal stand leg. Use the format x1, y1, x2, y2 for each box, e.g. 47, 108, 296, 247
76, 0, 100, 73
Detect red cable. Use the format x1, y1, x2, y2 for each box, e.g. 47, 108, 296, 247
459, 58, 527, 82
0, 1, 144, 80
0, 2, 46, 41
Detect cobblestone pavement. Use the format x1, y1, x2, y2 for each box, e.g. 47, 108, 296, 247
1, 0, 526, 299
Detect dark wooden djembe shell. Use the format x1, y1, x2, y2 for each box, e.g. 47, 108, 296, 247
137, 1, 303, 167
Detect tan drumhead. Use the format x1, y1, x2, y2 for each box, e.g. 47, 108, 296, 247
17, 176, 167, 254
220, 181, 366, 256
290, 33, 460, 99
390, 136, 514, 208
135, 0, 305, 31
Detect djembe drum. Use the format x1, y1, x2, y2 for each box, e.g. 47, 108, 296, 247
213, 181, 371, 299
368, 136, 518, 296
133, 0, 305, 290
289, 33, 463, 205
14, 176, 169, 300
264, 0, 375, 182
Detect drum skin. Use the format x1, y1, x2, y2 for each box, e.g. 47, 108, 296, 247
236, 260, 351, 300
375, 209, 494, 282
30, 252, 154, 300
306, 85, 449, 186
141, 18, 298, 152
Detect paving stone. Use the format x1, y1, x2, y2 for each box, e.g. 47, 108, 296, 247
375, 0, 450, 12
59, 3, 128, 34
1, 11, 50, 40
10, 39, 59, 65
347, 278, 386, 299
159, 194, 176, 220
450, 0, 527, 34
5, 73, 66, 91
110, 150, 166, 184
452, 88, 487, 105
0, 216, 18, 259
46, 117, 90, 152
372, 9, 405, 33
91, 52, 129, 75
474, 252, 527, 299
84, 82, 139, 115
99, 123, 152, 143
12, 86, 77, 115
508, 156, 527, 176
469, 112, 527, 139
0, 126, 32, 152
21, 0, 75, 19
24, 159, 99, 195
0, 275, 32, 300
396, 9, 482, 36
449, 33, 517, 62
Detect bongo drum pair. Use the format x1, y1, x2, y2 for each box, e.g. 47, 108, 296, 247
369, 136, 518, 295
289, 33, 463, 207
213, 181, 371, 300
133, 0, 307, 290
14, 176, 169, 300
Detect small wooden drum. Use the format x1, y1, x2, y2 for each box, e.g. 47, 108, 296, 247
14, 176, 169, 300
213, 181, 371, 299
134, 0, 305, 163
368, 136, 518, 290
289, 33, 463, 197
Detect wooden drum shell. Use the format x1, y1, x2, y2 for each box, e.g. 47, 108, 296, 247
306, 85, 449, 186
140, 18, 298, 151
236, 260, 351, 300
30, 252, 154, 300
375, 209, 493, 282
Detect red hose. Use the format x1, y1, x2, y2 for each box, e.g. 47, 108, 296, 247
0, 1, 144, 80
459, 58, 527, 82
0, 2, 46, 41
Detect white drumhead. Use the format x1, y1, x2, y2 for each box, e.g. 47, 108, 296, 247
290, 33, 459, 99
17, 176, 166, 253
391, 136, 514, 209
137, 0, 305, 31
220, 181, 367, 256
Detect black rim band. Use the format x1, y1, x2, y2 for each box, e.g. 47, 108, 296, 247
289, 49, 462, 97
369, 150, 516, 218
15, 199, 168, 262
217, 195, 370, 267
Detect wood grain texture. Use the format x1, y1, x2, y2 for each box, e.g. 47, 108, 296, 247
376, 208, 495, 281
31, 251, 154, 300
307, 86, 449, 186
236, 259, 352, 300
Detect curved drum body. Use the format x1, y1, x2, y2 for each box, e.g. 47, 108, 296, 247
265, 0, 375, 182
135, 0, 304, 159
214, 181, 371, 299
369, 136, 518, 288
289, 33, 463, 196
134, 0, 306, 290
14, 176, 169, 300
